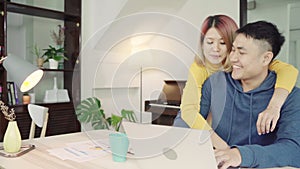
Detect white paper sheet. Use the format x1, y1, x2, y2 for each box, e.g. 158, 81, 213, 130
47, 140, 109, 162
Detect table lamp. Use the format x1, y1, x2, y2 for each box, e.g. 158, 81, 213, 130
3, 54, 44, 92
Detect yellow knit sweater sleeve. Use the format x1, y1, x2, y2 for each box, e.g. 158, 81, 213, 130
269, 60, 299, 93
180, 61, 211, 130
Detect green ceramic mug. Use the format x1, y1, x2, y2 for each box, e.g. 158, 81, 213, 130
109, 132, 129, 162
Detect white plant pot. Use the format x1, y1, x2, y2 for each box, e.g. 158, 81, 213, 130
49, 59, 59, 69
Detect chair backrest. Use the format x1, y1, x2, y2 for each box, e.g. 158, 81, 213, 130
28, 104, 49, 139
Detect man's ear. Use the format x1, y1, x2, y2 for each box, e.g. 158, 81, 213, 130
263, 51, 273, 66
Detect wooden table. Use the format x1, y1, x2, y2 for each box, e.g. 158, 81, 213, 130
0, 127, 297, 169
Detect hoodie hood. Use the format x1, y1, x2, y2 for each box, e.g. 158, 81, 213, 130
227, 71, 276, 94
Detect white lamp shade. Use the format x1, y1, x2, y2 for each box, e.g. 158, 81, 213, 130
3, 54, 44, 92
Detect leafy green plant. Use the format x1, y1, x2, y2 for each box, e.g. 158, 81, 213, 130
75, 97, 136, 131
43, 45, 68, 62
32, 44, 43, 58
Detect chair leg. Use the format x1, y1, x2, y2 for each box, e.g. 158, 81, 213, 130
40, 112, 49, 138
29, 121, 36, 139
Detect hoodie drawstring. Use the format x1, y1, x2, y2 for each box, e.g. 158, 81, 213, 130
249, 93, 253, 144
226, 89, 237, 143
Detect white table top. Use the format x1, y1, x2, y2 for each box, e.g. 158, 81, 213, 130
0, 126, 297, 169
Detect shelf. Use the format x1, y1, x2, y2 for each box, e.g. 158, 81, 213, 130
41, 68, 75, 72
6, 2, 80, 22
8, 101, 73, 108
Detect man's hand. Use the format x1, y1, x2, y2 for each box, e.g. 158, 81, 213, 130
256, 106, 280, 135
210, 130, 230, 150
215, 148, 242, 169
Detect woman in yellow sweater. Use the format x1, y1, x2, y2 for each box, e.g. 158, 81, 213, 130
180, 15, 298, 145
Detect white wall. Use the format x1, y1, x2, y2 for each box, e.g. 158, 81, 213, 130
247, 0, 300, 63
289, 3, 300, 86
81, 0, 239, 122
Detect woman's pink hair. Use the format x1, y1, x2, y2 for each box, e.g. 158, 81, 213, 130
196, 15, 238, 72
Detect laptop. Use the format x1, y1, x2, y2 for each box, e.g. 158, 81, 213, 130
122, 122, 218, 169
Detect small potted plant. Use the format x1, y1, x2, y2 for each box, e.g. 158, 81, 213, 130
75, 97, 137, 131
43, 45, 68, 69
0, 101, 21, 153
32, 44, 44, 68
46, 24, 66, 69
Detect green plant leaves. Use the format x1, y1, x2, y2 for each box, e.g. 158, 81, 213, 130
111, 114, 123, 131
121, 109, 137, 123
75, 97, 109, 130
110, 109, 137, 131
75, 97, 137, 131
43, 45, 68, 62
32, 44, 43, 58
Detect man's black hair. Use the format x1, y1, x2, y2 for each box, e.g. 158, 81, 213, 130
236, 21, 285, 58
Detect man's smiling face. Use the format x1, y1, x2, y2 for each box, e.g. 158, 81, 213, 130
229, 34, 268, 82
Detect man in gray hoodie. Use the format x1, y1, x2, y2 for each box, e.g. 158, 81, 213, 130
200, 21, 300, 168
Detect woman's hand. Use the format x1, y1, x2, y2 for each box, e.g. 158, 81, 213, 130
256, 88, 288, 135
256, 106, 280, 135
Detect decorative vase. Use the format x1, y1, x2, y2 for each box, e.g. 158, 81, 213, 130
36, 58, 44, 68
49, 59, 59, 69
3, 121, 22, 153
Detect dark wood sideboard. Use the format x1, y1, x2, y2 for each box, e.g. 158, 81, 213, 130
145, 80, 186, 126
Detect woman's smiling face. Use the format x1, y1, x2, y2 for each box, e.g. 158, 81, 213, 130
202, 27, 228, 65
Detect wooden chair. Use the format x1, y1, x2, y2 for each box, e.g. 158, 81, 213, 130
28, 104, 49, 139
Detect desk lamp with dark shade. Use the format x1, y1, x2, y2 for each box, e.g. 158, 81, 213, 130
0, 54, 44, 156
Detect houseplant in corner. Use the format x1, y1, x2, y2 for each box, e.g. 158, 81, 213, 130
42, 45, 68, 69
75, 97, 136, 131
0, 101, 21, 153
32, 44, 44, 68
